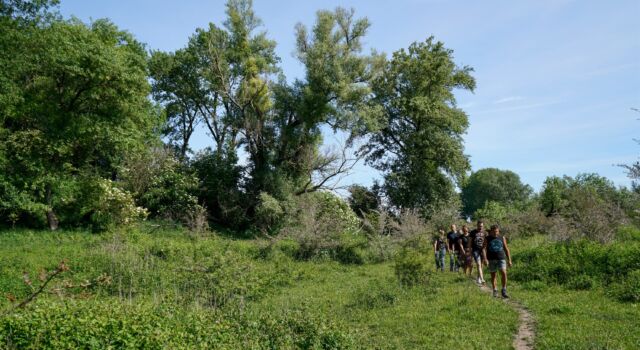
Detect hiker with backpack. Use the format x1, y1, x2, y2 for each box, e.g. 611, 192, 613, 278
447, 224, 460, 272
482, 224, 513, 298
433, 229, 448, 272
457, 225, 473, 277
469, 220, 487, 284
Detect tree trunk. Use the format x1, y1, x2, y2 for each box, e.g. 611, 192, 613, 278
46, 210, 59, 231
45, 184, 59, 231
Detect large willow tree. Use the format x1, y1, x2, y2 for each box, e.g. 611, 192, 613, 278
362, 38, 476, 214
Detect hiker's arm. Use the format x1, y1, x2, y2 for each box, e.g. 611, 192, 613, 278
482, 238, 488, 265
433, 241, 437, 254
503, 237, 512, 267
458, 240, 465, 254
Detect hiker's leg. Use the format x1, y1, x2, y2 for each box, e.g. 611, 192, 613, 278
500, 269, 507, 289
491, 272, 497, 290
449, 253, 454, 271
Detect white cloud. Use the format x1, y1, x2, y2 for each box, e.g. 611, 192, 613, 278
493, 96, 524, 104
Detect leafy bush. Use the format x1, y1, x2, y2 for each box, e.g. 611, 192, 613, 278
140, 159, 200, 222
608, 270, 640, 303
394, 248, 432, 287
566, 275, 596, 291
0, 300, 358, 349
92, 179, 148, 231
282, 191, 362, 262
255, 192, 288, 234
511, 238, 640, 301
333, 233, 368, 265
191, 149, 246, 229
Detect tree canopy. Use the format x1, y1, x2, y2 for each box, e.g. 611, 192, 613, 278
461, 168, 532, 216
362, 38, 475, 214
0, 4, 157, 228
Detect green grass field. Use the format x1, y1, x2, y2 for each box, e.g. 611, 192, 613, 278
0, 227, 638, 349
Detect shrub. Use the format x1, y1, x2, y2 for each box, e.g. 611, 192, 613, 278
140, 159, 200, 222
333, 233, 368, 265
394, 248, 432, 287
254, 192, 287, 234
0, 300, 358, 349
89, 179, 148, 232
566, 275, 596, 291
608, 270, 640, 303
511, 238, 640, 301
281, 191, 361, 262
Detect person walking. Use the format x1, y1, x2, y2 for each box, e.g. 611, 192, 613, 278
433, 229, 447, 272
483, 224, 513, 298
447, 224, 460, 272
457, 225, 473, 277
469, 220, 487, 284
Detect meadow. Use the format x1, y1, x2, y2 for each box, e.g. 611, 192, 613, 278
1, 225, 638, 349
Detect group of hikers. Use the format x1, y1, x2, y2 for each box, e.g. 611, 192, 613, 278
433, 220, 513, 298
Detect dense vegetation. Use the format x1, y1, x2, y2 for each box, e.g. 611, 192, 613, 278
1, 0, 639, 348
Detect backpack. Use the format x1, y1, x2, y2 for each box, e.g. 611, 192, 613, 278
488, 237, 504, 253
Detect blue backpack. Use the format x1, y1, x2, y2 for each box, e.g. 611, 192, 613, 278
488, 237, 504, 253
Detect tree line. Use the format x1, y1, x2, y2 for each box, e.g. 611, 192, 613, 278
1, 0, 637, 239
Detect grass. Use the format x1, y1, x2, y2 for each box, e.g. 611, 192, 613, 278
0, 226, 639, 349
251, 263, 518, 349
512, 284, 640, 349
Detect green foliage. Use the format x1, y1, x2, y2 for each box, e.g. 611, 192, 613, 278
608, 269, 640, 303
348, 279, 398, 309
510, 238, 640, 301
0, 300, 357, 349
0, 15, 156, 229
363, 37, 475, 214
191, 148, 245, 229
0, 0, 59, 21
89, 179, 148, 232
461, 168, 532, 216
394, 248, 432, 287
475, 201, 507, 223
539, 173, 632, 242
139, 158, 200, 220
255, 192, 287, 234
347, 184, 379, 217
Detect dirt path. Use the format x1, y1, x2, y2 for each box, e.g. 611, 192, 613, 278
478, 283, 535, 350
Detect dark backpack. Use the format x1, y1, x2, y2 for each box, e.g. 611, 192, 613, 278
488, 237, 504, 253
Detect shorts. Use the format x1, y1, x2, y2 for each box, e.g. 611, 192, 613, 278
460, 252, 473, 267
488, 259, 507, 273
472, 250, 483, 264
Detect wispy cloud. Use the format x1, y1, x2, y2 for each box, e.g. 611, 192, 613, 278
493, 96, 523, 104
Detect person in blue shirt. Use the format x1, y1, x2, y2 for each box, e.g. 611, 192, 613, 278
482, 224, 513, 298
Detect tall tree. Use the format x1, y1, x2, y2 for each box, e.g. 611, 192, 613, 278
0, 16, 156, 228
362, 37, 475, 214
461, 168, 532, 216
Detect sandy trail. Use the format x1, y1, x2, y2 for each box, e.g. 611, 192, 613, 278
478, 282, 535, 350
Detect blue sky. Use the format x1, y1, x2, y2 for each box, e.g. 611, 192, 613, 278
59, 0, 640, 191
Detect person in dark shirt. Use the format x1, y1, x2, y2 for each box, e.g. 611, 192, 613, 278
469, 220, 487, 285
482, 224, 512, 298
446, 224, 460, 272
457, 225, 473, 277
433, 229, 447, 272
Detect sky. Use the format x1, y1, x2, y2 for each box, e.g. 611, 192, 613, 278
59, 0, 640, 192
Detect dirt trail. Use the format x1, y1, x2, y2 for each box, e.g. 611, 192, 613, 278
478, 283, 535, 350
